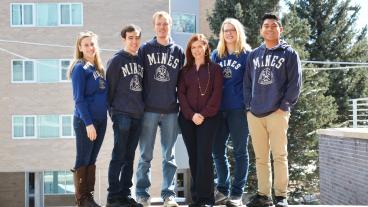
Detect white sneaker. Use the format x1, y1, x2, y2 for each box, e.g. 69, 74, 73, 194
137, 197, 151, 207
215, 191, 228, 205
226, 196, 242, 207
163, 196, 179, 207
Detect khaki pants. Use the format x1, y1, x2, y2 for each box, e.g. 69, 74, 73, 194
247, 111, 290, 197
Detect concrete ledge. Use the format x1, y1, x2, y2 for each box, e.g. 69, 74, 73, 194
317, 128, 368, 139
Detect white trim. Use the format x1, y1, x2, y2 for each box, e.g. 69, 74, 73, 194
12, 115, 37, 139
10, 3, 35, 27
60, 114, 75, 138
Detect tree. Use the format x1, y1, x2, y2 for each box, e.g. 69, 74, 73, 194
293, 0, 368, 124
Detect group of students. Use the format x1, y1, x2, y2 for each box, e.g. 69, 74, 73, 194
68, 10, 301, 207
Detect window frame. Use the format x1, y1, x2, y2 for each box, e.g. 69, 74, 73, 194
171, 12, 197, 34
60, 114, 74, 138
12, 115, 37, 139
10, 3, 83, 27
59, 59, 71, 82
43, 170, 75, 195
10, 3, 35, 27
11, 59, 37, 83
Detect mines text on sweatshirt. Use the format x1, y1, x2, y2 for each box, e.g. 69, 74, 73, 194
211, 50, 249, 110
71, 60, 108, 126
243, 41, 302, 117
106, 50, 144, 118
139, 37, 185, 113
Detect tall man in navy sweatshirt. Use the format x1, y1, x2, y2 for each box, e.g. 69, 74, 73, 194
244, 13, 302, 207
135, 11, 185, 207
105, 24, 144, 207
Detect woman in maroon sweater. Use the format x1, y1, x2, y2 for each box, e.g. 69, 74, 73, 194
178, 34, 223, 207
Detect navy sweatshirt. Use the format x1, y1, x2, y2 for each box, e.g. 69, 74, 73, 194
211, 50, 249, 110
139, 37, 185, 113
106, 50, 144, 118
243, 41, 302, 117
71, 60, 108, 125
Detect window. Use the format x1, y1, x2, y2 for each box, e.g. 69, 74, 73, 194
60, 60, 71, 81
10, 3, 82, 27
13, 116, 36, 138
11, 3, 34, 26
60, 3, 82, 25
12, 59, 71, 83
12, 60, 35, 82
172, 13, 196, 33
12, 115, 74, 139
44, 171, 74, 195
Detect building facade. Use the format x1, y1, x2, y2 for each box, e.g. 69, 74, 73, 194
0, 0, 215, 206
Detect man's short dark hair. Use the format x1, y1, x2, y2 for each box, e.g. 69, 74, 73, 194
261, 13, 282, 27
121, 24, 142, 38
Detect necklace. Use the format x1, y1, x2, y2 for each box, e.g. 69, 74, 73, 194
197, 63, 210, 96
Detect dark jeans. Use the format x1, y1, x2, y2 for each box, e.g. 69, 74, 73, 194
178, 113, 220, 205
108, 114, 142, 198
212, 109, 250, 197
74, 116, 107, 169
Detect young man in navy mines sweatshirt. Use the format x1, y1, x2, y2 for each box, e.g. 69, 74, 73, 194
135, 11, 185, 207
244, 13, 302, 207
105, 24, 144, 207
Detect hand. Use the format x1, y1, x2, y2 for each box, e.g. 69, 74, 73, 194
86, 124, 97, 141
192, 113, 204, 125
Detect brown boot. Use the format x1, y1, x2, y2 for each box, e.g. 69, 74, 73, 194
86, 164, 101, 207
72, 166, 89, 207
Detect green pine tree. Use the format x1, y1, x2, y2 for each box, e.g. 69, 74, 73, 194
293, 0, 368, 124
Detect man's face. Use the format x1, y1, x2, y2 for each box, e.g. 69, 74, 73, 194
260, 19, 283, 43
123, 31, 141, 54
154, 16, 171, 39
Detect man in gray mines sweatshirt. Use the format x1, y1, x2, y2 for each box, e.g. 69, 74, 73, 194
244, 13, 302, 207
135, 11, 185, 207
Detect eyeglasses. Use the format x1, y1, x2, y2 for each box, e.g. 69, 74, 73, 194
223, 29, 236, 33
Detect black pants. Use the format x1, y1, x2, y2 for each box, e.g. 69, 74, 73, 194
178, 113, 220, 205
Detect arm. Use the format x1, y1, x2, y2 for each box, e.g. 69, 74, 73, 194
106, 57, 120, 109
280, 50, 302, 111
200, 64, 223, 117
243, 54, 253, 111
71, 64, 92, 126
178, 70, 195, 120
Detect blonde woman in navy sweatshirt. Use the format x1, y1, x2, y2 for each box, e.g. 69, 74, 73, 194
211, 18, 251, 207
68, 31, 107, 207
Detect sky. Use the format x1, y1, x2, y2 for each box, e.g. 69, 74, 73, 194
281, 0, 367, 29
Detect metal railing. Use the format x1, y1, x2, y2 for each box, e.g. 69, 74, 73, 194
349, 98, 368, 128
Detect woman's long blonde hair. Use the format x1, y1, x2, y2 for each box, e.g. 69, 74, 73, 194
67, 31, 104, 79
216, 18, 251, 58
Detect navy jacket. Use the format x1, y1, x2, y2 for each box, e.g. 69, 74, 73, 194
139, 37, 185, 113
106, 50, 144, 118
71, 60, 108, 125
243, 41, 302, 117
211, 50, 249, 110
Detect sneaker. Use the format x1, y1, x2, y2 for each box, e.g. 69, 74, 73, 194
137, 197, 151, 207
121, 196, 143, 207
214, 191, 228, 205
163, 196, 179, 207
226, 195, 242, 207
246, 194, 273, 207
274, 196, 288, 207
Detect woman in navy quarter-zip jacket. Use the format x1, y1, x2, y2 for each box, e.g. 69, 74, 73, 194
67, 31, 107, 207
211, 18, 251, 207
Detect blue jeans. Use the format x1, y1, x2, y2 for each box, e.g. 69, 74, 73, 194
212, 109, 249, 197
74, 116, 107, 169
135, 112, 178, 199
108, 114, 142, 198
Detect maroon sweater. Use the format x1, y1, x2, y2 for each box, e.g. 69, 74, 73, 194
178, 61, 223, 120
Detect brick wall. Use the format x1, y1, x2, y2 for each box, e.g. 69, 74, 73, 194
319, 131, 368, 205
